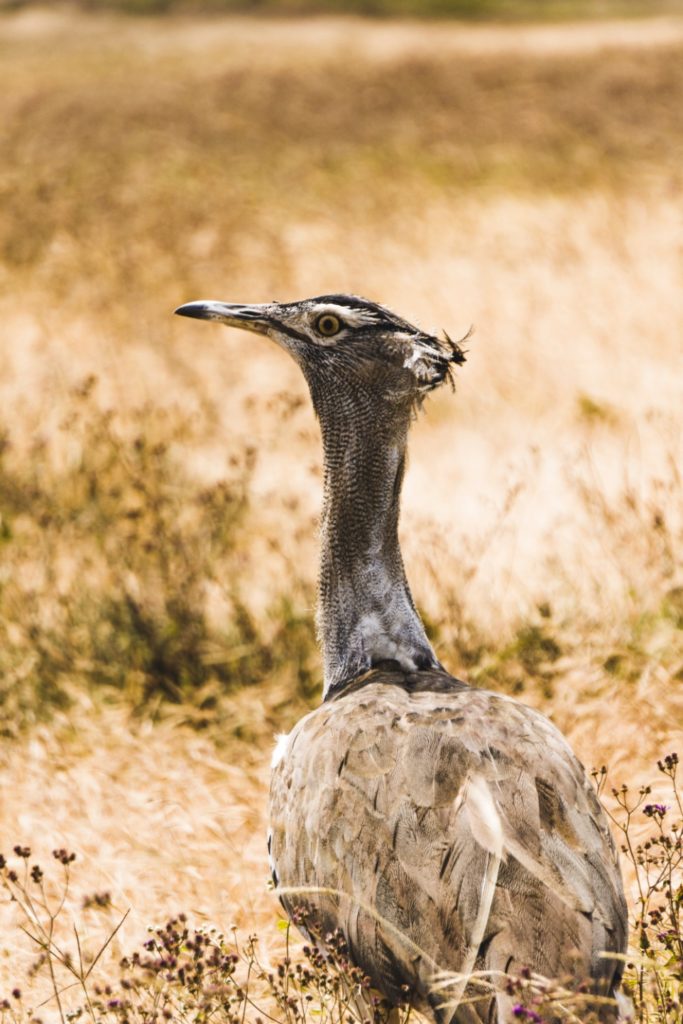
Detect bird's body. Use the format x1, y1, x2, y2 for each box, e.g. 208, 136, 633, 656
270, 668, 626, 1023
175, 294, 628, 1023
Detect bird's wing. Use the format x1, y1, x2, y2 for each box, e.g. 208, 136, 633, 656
269, 671, 627, 1016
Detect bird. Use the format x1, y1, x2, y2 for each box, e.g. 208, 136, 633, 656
175, 294, 628, 1024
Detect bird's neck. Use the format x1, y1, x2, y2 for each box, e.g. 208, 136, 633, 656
308, 379, 440, 698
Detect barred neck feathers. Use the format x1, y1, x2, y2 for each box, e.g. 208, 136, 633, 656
309, 376, 441, 697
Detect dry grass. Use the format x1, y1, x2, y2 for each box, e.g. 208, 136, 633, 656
0, 7, 682, 1019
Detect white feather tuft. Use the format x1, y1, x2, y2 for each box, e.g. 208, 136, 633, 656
271, 732, 291, 769
464, 774, 505, 860
616, 990, 635, 1021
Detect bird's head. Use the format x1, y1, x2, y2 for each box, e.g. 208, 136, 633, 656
175, 294, 466, 411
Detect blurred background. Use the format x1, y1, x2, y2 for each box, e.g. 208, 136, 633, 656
1, 0, 682, 1014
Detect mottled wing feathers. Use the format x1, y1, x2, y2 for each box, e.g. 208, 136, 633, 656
269, 669, 627, 1022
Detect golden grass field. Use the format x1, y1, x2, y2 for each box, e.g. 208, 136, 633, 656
0, 6, 682, 1017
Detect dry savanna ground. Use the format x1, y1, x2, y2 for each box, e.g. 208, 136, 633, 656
0, 6, 682, 1019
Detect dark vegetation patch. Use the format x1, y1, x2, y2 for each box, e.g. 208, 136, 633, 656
5, 0, 683, 18
0, 383, 318, 736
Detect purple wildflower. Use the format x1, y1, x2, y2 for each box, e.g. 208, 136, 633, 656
512, 1008, 543, 1023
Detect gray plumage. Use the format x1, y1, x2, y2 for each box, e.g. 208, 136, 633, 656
175, 294, 628, 1023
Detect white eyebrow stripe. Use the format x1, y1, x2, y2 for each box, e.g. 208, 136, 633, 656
312, 304, 381, 327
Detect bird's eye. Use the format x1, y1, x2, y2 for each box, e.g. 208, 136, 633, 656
315, 314, 342, 337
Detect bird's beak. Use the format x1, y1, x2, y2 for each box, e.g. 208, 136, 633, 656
174, 301, 271, 335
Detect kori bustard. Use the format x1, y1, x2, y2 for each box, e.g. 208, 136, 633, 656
175, 295, 627, 1024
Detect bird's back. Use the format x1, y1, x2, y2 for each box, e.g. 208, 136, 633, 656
269, 667, 627, 1024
